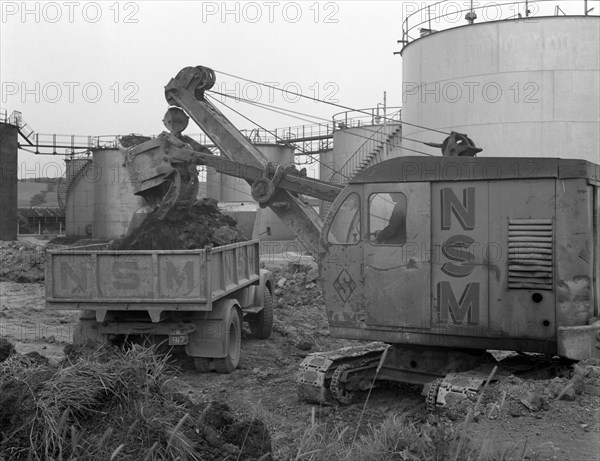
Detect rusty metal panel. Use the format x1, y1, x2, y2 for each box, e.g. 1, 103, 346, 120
207, 241, 260, 301
47, 241, 261, 308
320, 189, 365, 330
97, 254, 155, 299
558, 160, 600, 182
431, 181, 489, 331
351, 157, 562, 184
157, 253, 205, 299
555, 178, 595, 327
51, 254, 97, 299
364, 182, 431, 329
488, 179, 556, 341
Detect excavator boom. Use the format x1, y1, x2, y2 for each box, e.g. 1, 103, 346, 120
127, 65, 344, 257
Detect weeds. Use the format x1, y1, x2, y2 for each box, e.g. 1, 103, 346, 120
0, 345, 198, 460
294, 409, 544, 461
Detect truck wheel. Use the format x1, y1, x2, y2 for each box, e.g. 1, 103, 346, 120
249, 289, 274, 340
213, 309, 241, 374
193, 357, 211, 373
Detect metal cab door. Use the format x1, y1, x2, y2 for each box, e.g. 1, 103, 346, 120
320, 188, 366, 329
363, 182, 432, 329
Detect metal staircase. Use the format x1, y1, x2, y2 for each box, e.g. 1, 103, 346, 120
320, 117, 402, 218
57, 158, 93, 211
329, 122, 402, 184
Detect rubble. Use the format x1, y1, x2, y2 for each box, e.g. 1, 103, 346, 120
437, 357, 600, 425
520, 391, 545, 411
0, 241, 45, 283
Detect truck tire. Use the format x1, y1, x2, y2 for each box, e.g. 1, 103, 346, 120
249, 289, 274, 340
213, 308, 241, 374
193, 357, 211, 373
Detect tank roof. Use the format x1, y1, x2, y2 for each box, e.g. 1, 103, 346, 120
349, 156, 600, 184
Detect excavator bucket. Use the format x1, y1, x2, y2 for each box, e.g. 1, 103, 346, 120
122, 134, 199, 231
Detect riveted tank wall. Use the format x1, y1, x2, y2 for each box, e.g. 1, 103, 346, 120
252, 143, 296, 241
401, 17, 600, 162
0, 123, 18, 240
92, 148, 145, 240
65, 158, 94, 237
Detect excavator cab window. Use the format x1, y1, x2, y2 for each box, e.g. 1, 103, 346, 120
328, 193, 361, 244
369, 192, 407, 245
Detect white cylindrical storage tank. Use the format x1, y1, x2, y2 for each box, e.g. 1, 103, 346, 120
401, 16, 600, 162
252, 143, 296, 241
92, 148, 145, 240
65, 158, 94, 237
206, 166, 254, 202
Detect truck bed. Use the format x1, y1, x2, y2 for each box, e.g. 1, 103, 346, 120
46, 240, 260, 317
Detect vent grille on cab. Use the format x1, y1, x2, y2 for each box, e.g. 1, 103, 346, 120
508, 219, 553, 290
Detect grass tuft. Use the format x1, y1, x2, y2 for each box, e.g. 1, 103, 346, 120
0, 345, 201, 460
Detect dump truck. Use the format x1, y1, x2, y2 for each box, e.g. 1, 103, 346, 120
45, 240, 273, 372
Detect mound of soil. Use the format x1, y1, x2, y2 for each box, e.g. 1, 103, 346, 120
0, 346, 272, 460
0, 241, 45, 283
0, 338, 15, 362
109, 199, 243, 250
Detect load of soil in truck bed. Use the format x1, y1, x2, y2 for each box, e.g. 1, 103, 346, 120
108, 199, 243, 251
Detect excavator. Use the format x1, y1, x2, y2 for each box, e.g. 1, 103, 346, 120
125, 65, 600, 409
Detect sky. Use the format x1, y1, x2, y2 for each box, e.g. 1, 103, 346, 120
1, 0, 594, 178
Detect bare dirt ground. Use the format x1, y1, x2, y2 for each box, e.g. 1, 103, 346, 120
1, 240, 599, 460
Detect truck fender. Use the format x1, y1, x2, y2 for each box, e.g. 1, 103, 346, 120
185, 298, 241, 359
254, 268, 273, 308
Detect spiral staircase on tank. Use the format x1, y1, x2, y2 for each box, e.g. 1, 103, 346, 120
321, 117, 402, 217
57, 158, 93, 211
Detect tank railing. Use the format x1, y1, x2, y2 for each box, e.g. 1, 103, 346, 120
187, 121, 335, 155
401, 0, 599, 49
332, 107, 402, 131
64, 160, 93, 208
328, 111, 402, 184
0, 109, 23, 127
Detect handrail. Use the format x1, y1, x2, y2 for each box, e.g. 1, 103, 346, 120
400, 0, 599, 50
332, 107, 402, 130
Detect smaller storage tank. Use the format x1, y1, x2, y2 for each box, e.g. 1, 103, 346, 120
252, 143, 296, 241
65, 158, 94, 237
206, 165, 253, 202
92, 148, 145, 240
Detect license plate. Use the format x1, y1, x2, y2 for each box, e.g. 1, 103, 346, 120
169, 334, 188, 345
